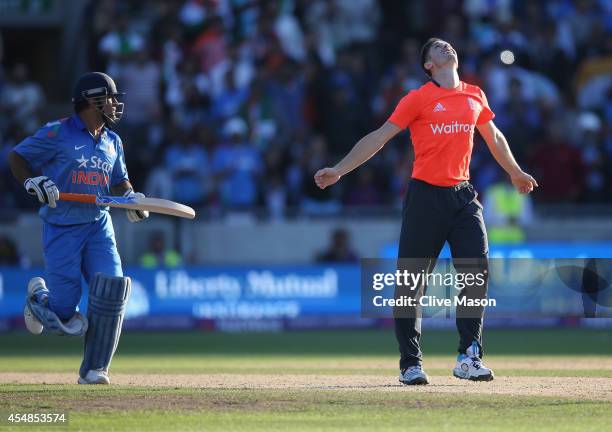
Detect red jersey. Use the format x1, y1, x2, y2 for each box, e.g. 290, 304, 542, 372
388, 81, 495, 187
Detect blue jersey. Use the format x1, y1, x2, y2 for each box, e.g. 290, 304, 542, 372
13, 114, 129, 225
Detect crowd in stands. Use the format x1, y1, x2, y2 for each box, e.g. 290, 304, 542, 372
1, 0, 611, 217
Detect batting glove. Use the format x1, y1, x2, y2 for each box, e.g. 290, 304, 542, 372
124, 190, 150, 223
24, 176, 59, 208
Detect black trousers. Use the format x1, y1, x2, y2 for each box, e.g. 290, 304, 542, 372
395, 179, 489, 369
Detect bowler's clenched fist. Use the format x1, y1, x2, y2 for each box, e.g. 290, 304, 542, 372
314, 167, 341, 189
511, 171, 538, 194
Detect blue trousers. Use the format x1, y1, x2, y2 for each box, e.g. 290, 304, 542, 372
43, 212, 123, 321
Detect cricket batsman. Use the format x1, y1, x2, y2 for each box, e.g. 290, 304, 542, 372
314, 39, 538, 385
8, 72, 149, 384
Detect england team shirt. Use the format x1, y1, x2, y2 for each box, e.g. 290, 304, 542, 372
388, 81, 495, 187
13, 114, 129, 225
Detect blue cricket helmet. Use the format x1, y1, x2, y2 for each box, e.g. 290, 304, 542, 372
72, 72, 125, 125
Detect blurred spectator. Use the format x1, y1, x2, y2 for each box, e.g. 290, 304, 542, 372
211, 67, 249, 119
0, 235, 18, 265
173, 81, 212, 131
271, 1, 306, 62
211, 117, 262, 208
98, 14, 145, 73
115, 49, 162, 126
140, 232, 182, 268
114, 48, 162, 185
528, 123, 586, 203
483, 176, 533, 244
344, 167, 383, 207
0, 235, 28, 267
0, 63, 44, 134
576, 112, 608, 202
178, 0, 207, 29
240, 78, 277, 150
192, 15, 228, 74
575, 36, 612, 110
334, 0, 381, 50
266, 60, 306, 140
208, 42, 255, 98
303, 0, 339, 66
316, 228, 358, 263
262, 146, 288, 221
163, 126, 211, 207
493, 77, 541, 164
165, 58, 209, 111
300, 135, 341, 215
323, 76, 369, 157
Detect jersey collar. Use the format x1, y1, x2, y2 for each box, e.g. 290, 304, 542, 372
71, 113, 88, 132
429, 79, 464, 91
71, 113, 108, 140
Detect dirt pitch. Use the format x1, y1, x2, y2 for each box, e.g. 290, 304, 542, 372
3, 372, 611, 404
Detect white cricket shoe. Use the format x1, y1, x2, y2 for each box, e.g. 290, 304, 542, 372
78, 369, 110, 385
23, 277, 47, 335
399, 365, 429, 385
453, 342, 494, 381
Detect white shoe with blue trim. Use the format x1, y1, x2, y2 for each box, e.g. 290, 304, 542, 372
453, 342, 494, 381
24, 277, 47, 335
78, 369, 110, 385
399, 365, 429, 385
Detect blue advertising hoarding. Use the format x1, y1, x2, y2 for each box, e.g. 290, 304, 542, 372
2, 243, 612, 331
0, 265, 363, 331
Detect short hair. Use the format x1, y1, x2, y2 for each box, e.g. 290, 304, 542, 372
420, 37, 443, 77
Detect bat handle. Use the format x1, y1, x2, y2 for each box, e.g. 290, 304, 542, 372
59, 193, 98, 204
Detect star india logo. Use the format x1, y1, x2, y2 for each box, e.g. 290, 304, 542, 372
76, 155, 88, 168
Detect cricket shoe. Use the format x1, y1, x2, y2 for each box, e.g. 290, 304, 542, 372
453, 342, 494, 381
399, 365, 429, 385
23, 277, 48, 335
78, 369, 110, 385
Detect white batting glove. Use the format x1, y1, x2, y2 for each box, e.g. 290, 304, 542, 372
24, 176, 59, 208
124, 190, 150, 223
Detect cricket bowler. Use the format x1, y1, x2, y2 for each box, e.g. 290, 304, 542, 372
8, 72, 149, 384
314, 38, 538, 385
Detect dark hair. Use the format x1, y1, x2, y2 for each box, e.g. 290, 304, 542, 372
420, 37, 443, 77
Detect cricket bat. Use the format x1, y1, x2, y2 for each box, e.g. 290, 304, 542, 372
59, 193, 196, 219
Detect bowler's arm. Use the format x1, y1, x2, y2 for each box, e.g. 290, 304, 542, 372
477, 120, 538, 194
314, 121, 402, 189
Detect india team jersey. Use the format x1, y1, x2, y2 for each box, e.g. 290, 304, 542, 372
388, 81, 495, 187
13, 114, 129, 225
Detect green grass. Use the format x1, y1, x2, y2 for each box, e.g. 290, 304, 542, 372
0, 329, 611, 431
0, 387, 610, 432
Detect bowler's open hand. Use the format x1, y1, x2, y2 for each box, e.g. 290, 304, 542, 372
314, 167, 341, 189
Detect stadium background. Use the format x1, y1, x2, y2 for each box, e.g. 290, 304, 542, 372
0, 0, 611, 331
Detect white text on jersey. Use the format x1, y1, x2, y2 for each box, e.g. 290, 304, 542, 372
429, 122, 475, 135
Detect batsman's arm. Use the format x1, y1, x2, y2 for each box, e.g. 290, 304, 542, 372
110, 180, 134, 196
8, 151, 34, 185
477, 120, 538, 194
314, 121, 402, 189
